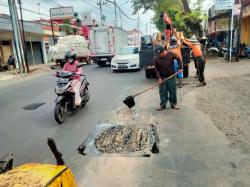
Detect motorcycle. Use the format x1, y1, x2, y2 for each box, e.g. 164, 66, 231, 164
54, 67, 90, 124
239, 43, 250, 58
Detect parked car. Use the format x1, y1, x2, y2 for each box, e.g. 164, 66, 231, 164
111, 46, 140, 71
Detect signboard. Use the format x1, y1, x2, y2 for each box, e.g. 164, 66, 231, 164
215, 0, 234, 11
50, 7, 74, 20
216, 18, 229, 32
233, 4, 241, 16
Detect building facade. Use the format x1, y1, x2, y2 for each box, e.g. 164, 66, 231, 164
241, 0, 250, 44
0, 14, 63, 67
127, 29, 143, 46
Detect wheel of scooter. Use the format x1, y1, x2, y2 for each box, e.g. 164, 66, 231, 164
54, 102, 68, 124
81, 87, 90, 108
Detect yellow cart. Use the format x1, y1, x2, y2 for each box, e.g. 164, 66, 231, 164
0, 139, 77, 187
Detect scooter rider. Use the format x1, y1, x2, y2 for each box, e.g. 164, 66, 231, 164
63, 51, 82, 106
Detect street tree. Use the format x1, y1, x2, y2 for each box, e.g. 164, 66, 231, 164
131, 0, 204, 37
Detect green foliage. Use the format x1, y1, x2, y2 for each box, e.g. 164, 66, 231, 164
131, 0, 159, 14
61, 20, 73, 35
131, 0, 205, 37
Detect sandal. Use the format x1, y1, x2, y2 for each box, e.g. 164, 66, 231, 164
171, 105, 179, 110
156, 106, 166, 111
196, 82, 206, 87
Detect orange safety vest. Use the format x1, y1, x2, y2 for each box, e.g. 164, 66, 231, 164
183, 40, 203, 58
168, 44, 182, 60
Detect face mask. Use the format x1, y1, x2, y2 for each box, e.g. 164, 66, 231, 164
68, 58, 74, 63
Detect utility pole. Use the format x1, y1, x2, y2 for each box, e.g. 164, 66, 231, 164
137, 13, 140, 45
49, 9, 56, 45
106, 0, 118, 27
8, 0, 25, 73
97, 0, 107, 25
236, 0, 243, 61
119, 9, 122, 28
229, 8, 234, 62
18, 0, 29, 73
150, 23, 152, 36
114, 0, 117, 26
37, 3, 41, 21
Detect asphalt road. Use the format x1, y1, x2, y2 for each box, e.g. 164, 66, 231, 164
0, 65, 149, 165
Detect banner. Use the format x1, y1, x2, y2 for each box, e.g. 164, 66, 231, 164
208, 21, 215, 34
215, 0, 234, 11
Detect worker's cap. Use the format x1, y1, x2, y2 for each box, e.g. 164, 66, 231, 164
201, 36, 207, 40
188, 35, 198, 43
155, 46, 164, 54
171, 36, 177, 42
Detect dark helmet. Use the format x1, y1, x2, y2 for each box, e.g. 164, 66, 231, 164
170, 36, 177, 46
65, 51, 76, 63
155, 45, 164, 55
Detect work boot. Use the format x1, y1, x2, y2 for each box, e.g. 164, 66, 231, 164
156, 105, 166, 111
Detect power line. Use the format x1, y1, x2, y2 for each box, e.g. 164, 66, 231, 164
0, 1, 50, 17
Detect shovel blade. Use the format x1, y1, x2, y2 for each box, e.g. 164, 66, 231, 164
123, 96, 135, 108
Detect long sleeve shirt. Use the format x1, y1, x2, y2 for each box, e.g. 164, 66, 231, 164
63, 61, 82, 81
183, 39, 203, 58
154, 51, 183, 79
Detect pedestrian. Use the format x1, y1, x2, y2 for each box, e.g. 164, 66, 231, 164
200, 36, 207, 58
154, 46, 183, 111
168, 36, 183, 88
182, 36, 206, 87
0, 57, 7, 71
7, 55, 16, 69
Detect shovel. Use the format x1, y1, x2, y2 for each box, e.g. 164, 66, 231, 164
123, 72, 178, 108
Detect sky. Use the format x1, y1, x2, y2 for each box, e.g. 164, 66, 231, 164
0, 0, 157, 34
0, 0, 215, 34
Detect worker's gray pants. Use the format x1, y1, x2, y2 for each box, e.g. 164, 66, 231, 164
159, 77, 177, 107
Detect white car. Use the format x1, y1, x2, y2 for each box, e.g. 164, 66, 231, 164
111, 46, 140, 71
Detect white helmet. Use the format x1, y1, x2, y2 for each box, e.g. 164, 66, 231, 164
189, 35, 198, 43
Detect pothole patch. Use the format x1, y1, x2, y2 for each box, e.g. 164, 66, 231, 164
78, 124, 159, 157
22, 103, 45, 110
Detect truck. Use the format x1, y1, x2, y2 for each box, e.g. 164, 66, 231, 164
49, 35, 90, 68
89, 26, 128, 67
139, 35, 156, 78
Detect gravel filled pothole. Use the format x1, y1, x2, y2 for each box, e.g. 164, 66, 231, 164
78, 124, 159, 157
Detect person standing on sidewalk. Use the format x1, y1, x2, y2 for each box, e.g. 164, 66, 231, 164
7, 55, 16, 69
154, 46, 183, 111
168, 36, 183, 88
182, 36, 206, 87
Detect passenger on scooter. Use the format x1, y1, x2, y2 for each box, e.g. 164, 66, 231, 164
63, 51, 82, 106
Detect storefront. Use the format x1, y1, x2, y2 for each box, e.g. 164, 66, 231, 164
0, 14, 64, 68
241, 2, 250, 45
0, 41, 13, 64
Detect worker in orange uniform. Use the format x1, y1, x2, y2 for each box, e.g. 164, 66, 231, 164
168, 36, 183, 88
182, 36, 206, 87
